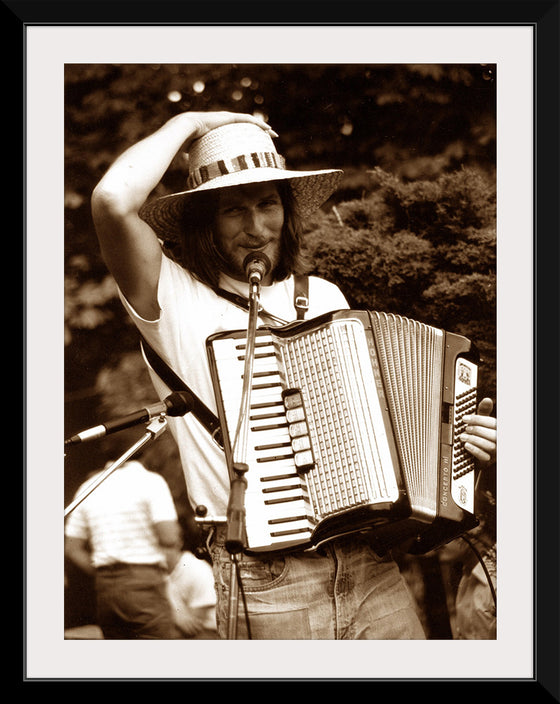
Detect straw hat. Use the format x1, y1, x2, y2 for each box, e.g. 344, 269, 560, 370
139, 122, 343, 240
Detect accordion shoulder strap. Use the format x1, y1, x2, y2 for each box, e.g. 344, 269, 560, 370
140, 337, 224, 449
293, 274, 309, 320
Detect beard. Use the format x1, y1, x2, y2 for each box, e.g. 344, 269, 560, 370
219, 241, 282, 285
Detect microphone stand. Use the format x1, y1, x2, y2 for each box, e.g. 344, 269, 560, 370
64, 415, 169, 517
224, 270, 263, 639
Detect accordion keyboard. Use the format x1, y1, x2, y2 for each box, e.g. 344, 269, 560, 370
210, 334, 315, 550
450, 366, 479, 513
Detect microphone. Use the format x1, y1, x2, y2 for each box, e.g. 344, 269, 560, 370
64, 391, 193, 446
243, 252, 271, 285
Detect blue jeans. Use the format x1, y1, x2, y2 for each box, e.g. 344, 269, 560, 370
209, 529, 426, 640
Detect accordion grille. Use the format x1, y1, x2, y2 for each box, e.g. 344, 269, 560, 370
280, 318, 400, 520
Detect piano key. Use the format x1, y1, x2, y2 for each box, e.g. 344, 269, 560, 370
250, 425, 289, 441
250, 496, 304, 514
250, 419, 289, 433
216, 370, 280, 392
259, 511, 312, 532
257, 511, 311, 530
214, 347, 277, 369
267, 513, 309, 526
261, 483, 304, 496
223, 398, 286, 428
235, 337, 275, 349
267, 516, 312, 531
248, 500, 311, 526
258, 470, 300, 481
256, 454, 295, 465
250, 393, 285, 409
249, 423, 291, 439
250, 412, 287, 424
219, 381, 281, 402
259, 473, 303, 488
256, 481, 306, 499
248, 458, 299, 477
251, 397, 284, 408
249, 472, 304, 491
254, 440, 292, 451
245, 524, 312, 549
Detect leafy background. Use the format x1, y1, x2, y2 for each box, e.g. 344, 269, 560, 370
64, 64, 496, 637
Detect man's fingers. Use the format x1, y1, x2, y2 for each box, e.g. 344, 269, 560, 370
460, 432, 495, 452
477, 397, 494, 416
462, 422, 496, 440
463, 442, 493, 464
462, 414, 497, 430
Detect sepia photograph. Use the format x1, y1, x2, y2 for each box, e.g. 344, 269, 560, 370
62, 60, 498, 644
23, 19, 549, 685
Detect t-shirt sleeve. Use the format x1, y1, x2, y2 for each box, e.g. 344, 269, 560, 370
117, 252, 187, 333
117, 251, 212, 369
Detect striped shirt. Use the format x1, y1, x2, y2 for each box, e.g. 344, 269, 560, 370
65, 460, 178, 568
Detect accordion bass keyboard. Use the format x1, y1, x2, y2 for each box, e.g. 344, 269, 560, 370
207, 310, 479, 554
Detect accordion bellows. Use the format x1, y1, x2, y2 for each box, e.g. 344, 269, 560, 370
207, 310, 480, 554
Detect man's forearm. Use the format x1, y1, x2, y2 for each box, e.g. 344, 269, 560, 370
92, 112, 201, 216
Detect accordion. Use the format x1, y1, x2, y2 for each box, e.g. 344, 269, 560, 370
207, 309, 480, 555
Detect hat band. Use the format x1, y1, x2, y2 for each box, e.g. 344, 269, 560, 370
186, 151, 287, 189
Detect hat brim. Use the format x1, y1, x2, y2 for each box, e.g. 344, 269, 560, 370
139, 168, 343, 241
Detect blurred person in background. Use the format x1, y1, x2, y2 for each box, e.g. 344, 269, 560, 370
91, 110, 497, 639
64, 459, 182, 639
454, 488, 497, 639
166, 545, 218, 639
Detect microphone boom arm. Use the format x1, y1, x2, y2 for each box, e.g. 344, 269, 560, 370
64, 416, 169, 517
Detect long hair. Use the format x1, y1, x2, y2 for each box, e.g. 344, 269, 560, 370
171, 180, 307, 288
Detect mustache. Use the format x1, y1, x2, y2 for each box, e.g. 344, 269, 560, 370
238, 238, 270, 249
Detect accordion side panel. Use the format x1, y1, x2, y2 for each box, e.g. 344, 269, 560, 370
436, 331, 479, 522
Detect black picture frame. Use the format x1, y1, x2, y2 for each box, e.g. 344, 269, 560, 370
19, 1, 558, 697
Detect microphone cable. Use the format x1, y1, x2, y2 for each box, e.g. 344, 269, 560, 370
460, 534, 497, 608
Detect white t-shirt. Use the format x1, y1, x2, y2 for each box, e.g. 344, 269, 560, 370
119, 252, 349, 518
64, 460, 178, 568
